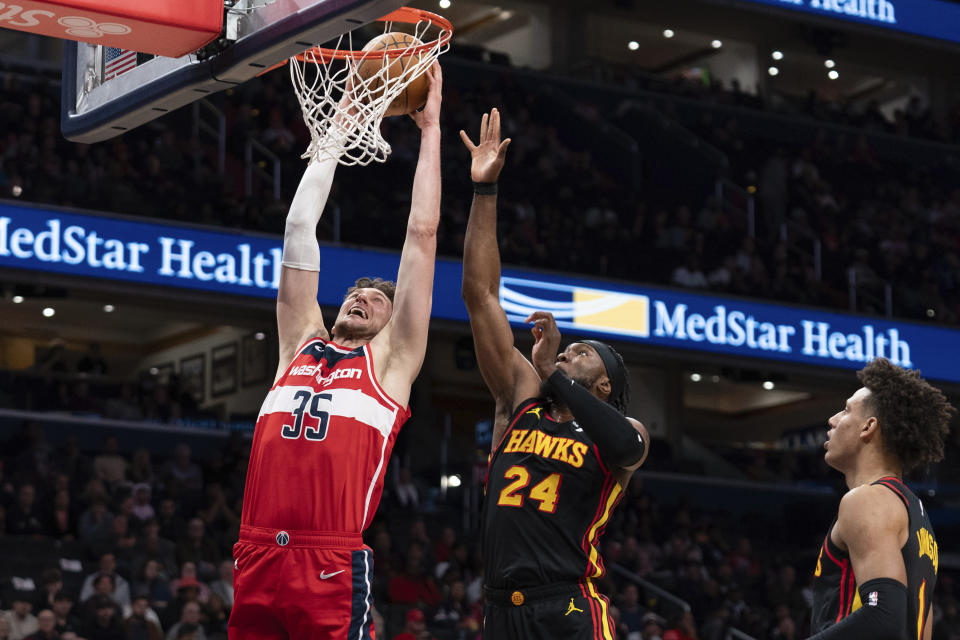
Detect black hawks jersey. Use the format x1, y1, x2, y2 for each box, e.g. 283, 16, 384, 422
482, 398, 624, 590
811, 476, 939, 640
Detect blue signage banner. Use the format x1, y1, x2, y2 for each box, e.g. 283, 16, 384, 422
3, 202, 960, 382
734, 0, 960, 44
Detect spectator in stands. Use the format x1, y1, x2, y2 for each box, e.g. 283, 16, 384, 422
22, 610, 56, 640
134, 560, 173, 615
155, 501, 185, 546
641, 612, 666, 640
80, 554, 131, 609
131, 485, 155, 524
134, 519, 177, 578
175, 516, 220, 579
47, 490, 76, 540
33, 571, 62, 612
2, 594, 38, 640
81, 574, 124, 618
619, 583, 646, 637
208, 562, 233, 610
388, 542, 441, 607
164, 572, 207, 628
671, 255, 709, 289
0, 612, 9, 640
93, 437, 127, 489
163, 445, 202, 500
201, 593, 228, 640
430, 580, 478, 637
50, 594, 79, 636
122, 594, 162, 640
935, 597, 960, 640
8, 484, 45, 536
82, 595, 123, 640
164, 602, 206, 640
663, 611, 698, 640
394, 468, 419, 509
391, 608, 433, 640
78, 499, 114, 548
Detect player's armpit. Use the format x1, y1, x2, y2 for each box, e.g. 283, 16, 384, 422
833, 485, 909, 586
806, 578, 907, 640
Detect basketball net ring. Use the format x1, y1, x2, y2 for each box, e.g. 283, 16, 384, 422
289, 7, 453, 166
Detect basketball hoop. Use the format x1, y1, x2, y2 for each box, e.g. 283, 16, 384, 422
290, 7, 452, 166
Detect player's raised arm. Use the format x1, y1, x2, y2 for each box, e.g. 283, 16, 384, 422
806, 486, 909, 640
460, 109, 540, 427
276, 154, 338, 375
379, 62, 443, 385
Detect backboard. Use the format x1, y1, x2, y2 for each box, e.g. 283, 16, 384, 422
61, 0, 404, 143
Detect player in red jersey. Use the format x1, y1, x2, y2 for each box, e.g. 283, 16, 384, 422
228, 63, 443, 640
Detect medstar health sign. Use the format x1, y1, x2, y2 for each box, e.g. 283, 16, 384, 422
2, 202, 959, 383
498, 277, 960, 383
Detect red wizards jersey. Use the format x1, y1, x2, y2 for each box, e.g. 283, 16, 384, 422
241, 337, 410, 533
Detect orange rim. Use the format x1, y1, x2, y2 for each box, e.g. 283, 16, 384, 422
293, 6, 453, 62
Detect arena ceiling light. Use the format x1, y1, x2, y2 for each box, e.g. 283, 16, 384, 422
42, 307, 55, 318
103, 304, 115, 313
690, 373, 702, 382
438, 0, 450, 9
628, 40, 639, 51
711, 39, 723, 49
12, 295, 23, 304
768, 66, 779, 76
663, 28, 675, 38
828, 69, 839, 80
824, 59, 836, 68
255, 332, 266, 341
771, 50, 784, 60
763, 381, 776, 390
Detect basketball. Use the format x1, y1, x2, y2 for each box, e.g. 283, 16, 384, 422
355, 31, 429, 117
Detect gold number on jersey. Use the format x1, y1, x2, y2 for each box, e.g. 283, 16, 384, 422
815, 546, 823, 577
496, 465, 562, 513
497, 466, 530, 507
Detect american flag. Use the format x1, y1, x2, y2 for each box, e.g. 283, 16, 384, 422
104, 47, 137, 80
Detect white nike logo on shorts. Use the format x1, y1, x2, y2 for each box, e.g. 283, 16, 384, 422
320, 570, 345, 580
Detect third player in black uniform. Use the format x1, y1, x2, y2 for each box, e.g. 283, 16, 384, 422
807, 358, 952, 640
460, 109, 650, 640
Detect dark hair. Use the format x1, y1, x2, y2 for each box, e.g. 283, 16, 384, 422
857, 358, 955, 474
346, 277, 396, 304
607, 345, 631, 414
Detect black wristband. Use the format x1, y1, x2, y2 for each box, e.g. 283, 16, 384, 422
472, 181, 497, 196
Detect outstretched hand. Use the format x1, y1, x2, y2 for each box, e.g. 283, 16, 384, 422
526, 311, 562, 380
410, 61, 442, 131
460, 108, 511, 184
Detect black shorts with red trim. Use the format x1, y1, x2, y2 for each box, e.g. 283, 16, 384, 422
483, 581, 615, 640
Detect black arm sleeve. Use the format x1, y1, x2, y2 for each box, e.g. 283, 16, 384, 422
807, 578, 907, 640
546, 370, 645, 468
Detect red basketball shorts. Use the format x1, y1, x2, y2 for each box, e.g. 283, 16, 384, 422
228, 526, 375, 640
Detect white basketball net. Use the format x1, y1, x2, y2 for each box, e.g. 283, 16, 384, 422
290, 19, 451, 166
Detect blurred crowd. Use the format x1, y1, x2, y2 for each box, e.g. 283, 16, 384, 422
1, 420, 959, 640
1, 54, 960, 326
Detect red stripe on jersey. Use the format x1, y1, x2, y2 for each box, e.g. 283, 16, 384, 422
592, 444, 609, 475
580, 582, 600, 639
836, 559, 849, 623
877, 480, 910, 510
845, 566, 857, 617
581, 475, 616, 578
823, 535, 845, 567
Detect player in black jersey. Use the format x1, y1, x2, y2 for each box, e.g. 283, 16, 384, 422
807, 358, 953, 640
460, 109, 650, 640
